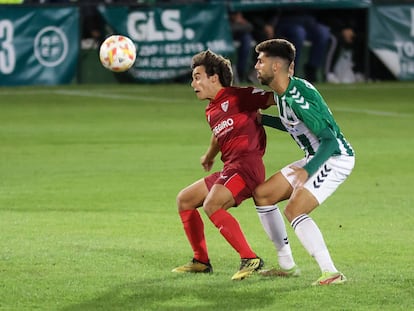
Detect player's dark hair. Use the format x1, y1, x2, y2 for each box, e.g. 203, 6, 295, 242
191, 50, 233, 87
255, 39, 296, 65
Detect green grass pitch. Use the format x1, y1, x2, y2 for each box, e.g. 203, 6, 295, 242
0, 82, 413, 310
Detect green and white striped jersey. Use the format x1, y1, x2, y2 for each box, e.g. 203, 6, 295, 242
274, 77, 354, 158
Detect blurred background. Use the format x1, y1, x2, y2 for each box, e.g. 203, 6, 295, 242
1, 0, 413, 86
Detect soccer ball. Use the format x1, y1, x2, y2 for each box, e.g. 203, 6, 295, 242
99, 35, 136, 72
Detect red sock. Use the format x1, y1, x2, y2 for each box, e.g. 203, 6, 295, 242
179, 210, 209, 263
209, 209, 256, 259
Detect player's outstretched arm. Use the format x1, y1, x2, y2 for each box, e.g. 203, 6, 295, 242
303, 127, 338, 176
201, 134, 220, 172
260, 114, 287, 132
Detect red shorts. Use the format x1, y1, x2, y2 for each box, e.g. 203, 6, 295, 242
204, 157, 265, 206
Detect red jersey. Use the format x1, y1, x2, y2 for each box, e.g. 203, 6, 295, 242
206, 86, 271, 166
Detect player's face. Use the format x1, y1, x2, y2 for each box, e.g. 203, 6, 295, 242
255, 52, 275, 86
191, 65, 216, 100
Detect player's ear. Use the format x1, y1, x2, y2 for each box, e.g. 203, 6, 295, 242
210, 73, 219, 84
272, 60, 279, 73
289, 61, 295, 76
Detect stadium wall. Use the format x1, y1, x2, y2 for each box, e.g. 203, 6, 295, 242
0, 1, 413, 85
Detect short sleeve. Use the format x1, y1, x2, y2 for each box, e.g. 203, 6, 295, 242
237, 87, 272, 111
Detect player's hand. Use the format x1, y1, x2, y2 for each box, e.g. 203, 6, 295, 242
201, 155, 214, 172
287, 166, 308, 189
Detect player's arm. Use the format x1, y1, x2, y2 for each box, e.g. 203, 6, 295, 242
291, 99, 340, 176
201, 134, 220, 172
256, 93, 287, 130
303, 127, 339, 176
242, 88, 275, 111
260, 114, 287, 132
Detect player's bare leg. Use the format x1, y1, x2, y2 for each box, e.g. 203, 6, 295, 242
177, 178, 209, 212
254, 171, 293, 206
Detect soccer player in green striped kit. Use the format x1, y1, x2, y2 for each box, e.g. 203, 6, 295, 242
253, 39, 355, 285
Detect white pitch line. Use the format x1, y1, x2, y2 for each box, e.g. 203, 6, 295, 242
0, 88, 411, 117
334, 107, 411, 118
0, 89, 187, 103
53, 89, 141, 100
318, 83, 414, 91
51, 89, 186, 103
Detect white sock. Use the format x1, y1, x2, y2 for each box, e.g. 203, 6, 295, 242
291, 214, 337, 273
256, 205, 295, 270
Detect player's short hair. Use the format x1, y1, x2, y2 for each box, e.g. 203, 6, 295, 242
255, 39, 296, 65
191, 50, 233, 87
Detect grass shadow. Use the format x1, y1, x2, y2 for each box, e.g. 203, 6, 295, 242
60, 274, 289, 311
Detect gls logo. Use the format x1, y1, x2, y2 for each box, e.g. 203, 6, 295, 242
127, 10, 195, 41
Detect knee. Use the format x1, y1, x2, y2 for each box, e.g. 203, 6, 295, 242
283, 207, 294, 223
202, 205, 213, 218
284, 187, 319, 221
202, 198, 220, 218
176, 189, 193, 212
253, 185, 270, 206
176, 190, 185, 212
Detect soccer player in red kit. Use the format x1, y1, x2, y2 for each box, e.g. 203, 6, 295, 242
171, 50, 274, 280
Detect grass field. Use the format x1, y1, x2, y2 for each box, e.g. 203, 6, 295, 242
1, 82, 413, 311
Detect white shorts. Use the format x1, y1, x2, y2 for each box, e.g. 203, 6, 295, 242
281, 155, 355, 204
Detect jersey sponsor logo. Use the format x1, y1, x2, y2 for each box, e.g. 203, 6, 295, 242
213, 118, 234, 136
221, 100, 229, 112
